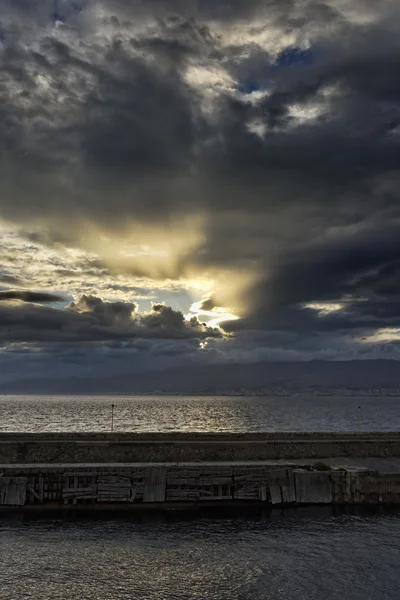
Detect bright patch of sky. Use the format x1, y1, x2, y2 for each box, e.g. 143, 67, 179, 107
187, 299, 240, 328
360, 329, 400, 343
238, 45, 314, 96
0, 221, 213, 316
305, 302, 344, 315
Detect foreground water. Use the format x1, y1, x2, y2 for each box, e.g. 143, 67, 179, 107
0, 394, 399, 432
1, 509, 399, 600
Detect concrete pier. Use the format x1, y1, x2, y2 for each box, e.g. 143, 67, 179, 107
1, 433, 400, 509
1, 432, 400, 464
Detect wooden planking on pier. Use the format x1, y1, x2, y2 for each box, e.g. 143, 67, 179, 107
0, 477, 28, 505
131, 468, 145, 501
63, 472, 97, 504
5, 463, 398, 507
42, 472, 64, 501
294, 471, 332, 504
198, 467, 233, 500
98, 474, 132, 502
166, 466, 235, 501
143, 467, 167, 502
166, 467, 199, 501
234, 466, 267, 500
267, 468, 296, 504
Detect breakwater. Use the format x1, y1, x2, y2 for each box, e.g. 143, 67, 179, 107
1, 433, 400, 509
1, 461, 400, 509
1, 432, 400, 464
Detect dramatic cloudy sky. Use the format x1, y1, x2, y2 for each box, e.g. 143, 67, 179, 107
1, 0, 400, 382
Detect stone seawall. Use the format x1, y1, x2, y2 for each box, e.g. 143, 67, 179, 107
1, 432, 400, 464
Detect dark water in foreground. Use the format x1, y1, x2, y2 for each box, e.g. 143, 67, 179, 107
1, 509, 399, 600
1, 394, 399, 432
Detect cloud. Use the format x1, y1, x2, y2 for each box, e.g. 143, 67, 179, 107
1, 0, 400, 375
0, 290, 64, 303
0, 273, 25, 286
0, 294, 221, 344
199, 297, 217, 311
69, 294, 136, 322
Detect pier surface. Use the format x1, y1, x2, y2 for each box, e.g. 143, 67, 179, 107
1, 431, 400, 464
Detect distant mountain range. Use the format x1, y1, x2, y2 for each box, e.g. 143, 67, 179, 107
2, 359, 400, 394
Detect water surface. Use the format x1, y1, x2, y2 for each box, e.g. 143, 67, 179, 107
1, 509, 399, 600
0, 394, 399, 432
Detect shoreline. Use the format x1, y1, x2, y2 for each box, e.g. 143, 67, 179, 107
2, 390, 400, 396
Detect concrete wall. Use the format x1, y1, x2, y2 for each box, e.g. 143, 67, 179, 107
1, 433, 400, 464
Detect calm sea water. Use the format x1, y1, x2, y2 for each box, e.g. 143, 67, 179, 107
1, 509, 399, 600
0, 394, 399, 432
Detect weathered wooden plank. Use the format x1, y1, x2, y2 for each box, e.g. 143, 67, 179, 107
97, 495, 130, 499
269, 484, 282, 504
97, 485, 131, 490
143, 467, 166, 503
234, 471, 261, 499
60, 472, 98, 477
294, 471, 332, 504
264, 468, 296, 504
234, 475, 265, 483
198, 479, 233, 486
281, 484, 296, 504
167, 492, 199, 501
200, 495, 233, 501
198, 489, 214, 497
260, 485, 267, 501
0, 477, 28, 505
63, 493, 96, 500
96, 474, 133, 502
97, 477, 131, 483
27, 484, 41, 502
63, 487, 96, 496
167, 478, 198, 485
234, 486, 259, 500
38, 476, 44, 503
98, 496, 131, 502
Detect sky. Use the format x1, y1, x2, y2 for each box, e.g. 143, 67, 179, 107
1, 0, 400, 383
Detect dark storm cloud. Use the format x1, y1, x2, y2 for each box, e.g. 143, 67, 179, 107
0, 295, 221, 343
0, 34, 201, 225
223, 224, 400, 336
2, 2, 397, 223
81, 58, 195, 178
199, 297, 217, 311
1, 0, 400, 363
261, 226, 400, 310
0, 290, 64, 303
98, 0, 343, 27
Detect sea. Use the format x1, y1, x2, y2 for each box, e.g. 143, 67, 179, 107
1, 394, 400, 599
0, 393, 399, 432
1, 509, 400, 600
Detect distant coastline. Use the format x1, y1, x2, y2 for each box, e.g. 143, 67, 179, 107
2, 388, 400, 397
3, 360, 400, 396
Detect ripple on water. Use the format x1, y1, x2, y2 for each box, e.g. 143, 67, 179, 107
1, 510, 400, 600
0, 394, 399, 432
